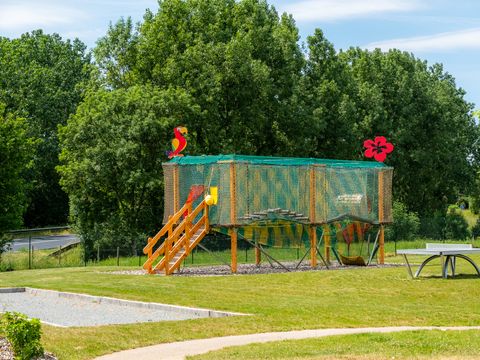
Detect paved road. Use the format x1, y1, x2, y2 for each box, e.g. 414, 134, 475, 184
94, 326, 480, 360
10, 234, 79, 251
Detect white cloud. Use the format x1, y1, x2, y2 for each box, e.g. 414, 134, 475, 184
366, 28, 480, 52
0, 3, 86, 30
282, 0, 420, 22
61, 28, 106, 45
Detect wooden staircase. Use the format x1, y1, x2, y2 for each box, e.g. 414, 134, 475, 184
143, 199, 210, 275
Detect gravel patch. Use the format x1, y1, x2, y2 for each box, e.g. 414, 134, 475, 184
0, 288, 241, 327
109, 262, 401, 276
0, 337, 56, 360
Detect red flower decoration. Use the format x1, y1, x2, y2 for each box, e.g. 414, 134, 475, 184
363, 136, 394, 162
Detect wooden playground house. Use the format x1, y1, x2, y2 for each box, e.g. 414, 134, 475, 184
143, 155, 393, 275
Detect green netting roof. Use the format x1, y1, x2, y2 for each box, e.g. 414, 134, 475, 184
168, 154, 390, 168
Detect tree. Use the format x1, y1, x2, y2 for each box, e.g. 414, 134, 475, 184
67, 1, 479, 249
57, 85, 199, 256
95, 0, 304, 156
385, 201, 420, 241
0, 30, 91, 226
339, 48, 478, 216
65, 0, 306, 249
0, 104, 34, 232
298, 29, 358, 159
472, 218, 480, 239
444, 206, 470, 240
94, 17, 139, 89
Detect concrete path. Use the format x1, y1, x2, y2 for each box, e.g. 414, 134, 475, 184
94, 325, 480, 360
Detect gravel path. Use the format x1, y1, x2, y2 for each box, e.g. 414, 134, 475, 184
94, 326, 480, 360
0, 288, 239, 327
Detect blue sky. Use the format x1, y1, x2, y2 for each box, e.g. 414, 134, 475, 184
1, 0, 479, 110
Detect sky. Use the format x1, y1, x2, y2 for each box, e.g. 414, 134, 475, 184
0, 0, 479, 109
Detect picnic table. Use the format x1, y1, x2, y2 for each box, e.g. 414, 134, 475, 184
397, 243, 480, 279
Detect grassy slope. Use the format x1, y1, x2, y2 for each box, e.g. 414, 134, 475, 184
189, 330, 480, 360
1, 259, 480, 359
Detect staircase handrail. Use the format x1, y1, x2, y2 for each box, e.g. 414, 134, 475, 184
169, 214, 206, 258
144, 199, 209, 274
164, 199, 207, 274
168, 200, 207, 254
143, 202, 189, 254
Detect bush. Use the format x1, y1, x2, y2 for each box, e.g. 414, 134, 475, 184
444, 206, 470, 240
385, 201, 420, 241
419, 212, 447, 239
0, 312, 44, 360
472, 219, 480, 239
472, 197, 480, 215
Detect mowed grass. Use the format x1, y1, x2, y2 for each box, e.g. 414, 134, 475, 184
189, 330, 480, 360
1, 256, 480, 359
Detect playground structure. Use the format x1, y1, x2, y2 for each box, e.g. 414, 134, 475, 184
143, 155, 393, 275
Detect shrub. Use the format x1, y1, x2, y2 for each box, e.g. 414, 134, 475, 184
472, 219, 480, 239
0, 312, 44, 360
472, 197, 480, 215
419, 212, 446, 239
444, 206, 470, 240
385, 201, 420, 241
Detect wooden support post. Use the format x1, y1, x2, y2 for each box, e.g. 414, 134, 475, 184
229, 162, 238, 274
379, 225, 385, 264
173, 164, 180, 215
310, 166, 319, 268
378, 170, 385, 264
165, 216, 172, 275
310, 226, 317, 268
205, 202, 210, 232
255, 245, 261, 265
309, 166, 316, 223
185, 203, 192, 253
230, 162, 237, 226
147, 237, 153, 268
230, 228, 238, 273
168, 215, 172, 238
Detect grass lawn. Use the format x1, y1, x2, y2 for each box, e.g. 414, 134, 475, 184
1, 255, 480, 359
188, 330, 480, 360
4, 238, 480, 271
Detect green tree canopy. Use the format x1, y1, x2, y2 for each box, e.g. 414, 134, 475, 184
95, 0, 304, 155
0, 104, 34, 232
339, 48, 478, 215
60, 0, 479, 248
298, 29, 358, 159
0, 30, 91, 226
299, 40, 479, 216
58, 85, 199, 255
